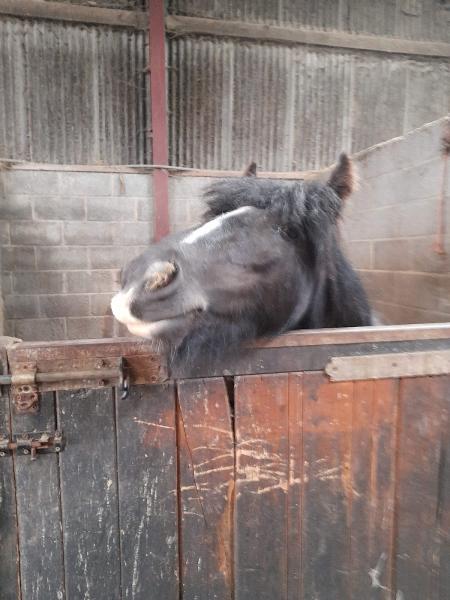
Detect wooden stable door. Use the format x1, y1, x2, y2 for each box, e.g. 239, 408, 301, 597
1, 328, 450, 599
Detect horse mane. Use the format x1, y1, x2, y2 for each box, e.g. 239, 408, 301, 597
202, 176, 372, 330
203, 178, 342, 247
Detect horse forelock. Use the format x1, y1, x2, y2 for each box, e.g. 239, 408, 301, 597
202, 177, 342, 248
182, 205, 256, 245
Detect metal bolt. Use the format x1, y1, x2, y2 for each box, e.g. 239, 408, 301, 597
0, 451, 6, 457
55, 447, 61, 453
23, 449, 29, 455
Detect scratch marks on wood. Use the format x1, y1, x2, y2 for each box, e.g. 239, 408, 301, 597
12, 392, 65, 600
302, 373, 353, 600
234, 373, 292, 600
132, 417, 175, 430
369, 552, 389, 590
117, 384, 178, 599
177, 377, 234, 599
57, 388, 120, 600
350, 379, 399, 599
395, 376, 450, 600
236, 440, 291, 495
178, 407, 209, 526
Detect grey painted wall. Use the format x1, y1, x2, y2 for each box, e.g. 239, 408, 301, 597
343, 116, 450, 324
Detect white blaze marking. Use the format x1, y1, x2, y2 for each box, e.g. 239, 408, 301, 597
182, 206, 253, 245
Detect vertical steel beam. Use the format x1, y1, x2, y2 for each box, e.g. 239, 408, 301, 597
149, 0, 170, 240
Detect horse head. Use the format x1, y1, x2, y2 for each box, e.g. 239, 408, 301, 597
111, 154, 372, 371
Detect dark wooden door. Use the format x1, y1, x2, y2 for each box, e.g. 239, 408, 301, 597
1, 328, 450, 600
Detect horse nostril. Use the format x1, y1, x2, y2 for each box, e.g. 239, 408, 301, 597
145, 261, 178, 292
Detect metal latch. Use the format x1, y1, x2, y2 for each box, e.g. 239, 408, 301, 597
0, 431, 65, 461
0, 357, 130, 414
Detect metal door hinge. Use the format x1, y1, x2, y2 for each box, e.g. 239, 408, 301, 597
0, 431, 65, 461
326, 349, 450, 381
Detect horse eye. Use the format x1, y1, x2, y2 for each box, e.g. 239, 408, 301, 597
144, 262, 178, 292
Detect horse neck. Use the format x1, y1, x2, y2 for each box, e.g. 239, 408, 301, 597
298, 233, 368, 329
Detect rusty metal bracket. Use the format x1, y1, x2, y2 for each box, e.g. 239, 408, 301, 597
12, 363, 39, 414
0, 431, 65, 461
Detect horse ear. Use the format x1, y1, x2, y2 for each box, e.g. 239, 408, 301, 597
242, 161, 257, 177
327, 153, 355, 200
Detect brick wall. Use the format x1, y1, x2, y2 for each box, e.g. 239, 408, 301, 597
0, 168, 215, 341
343, 116, 450, 324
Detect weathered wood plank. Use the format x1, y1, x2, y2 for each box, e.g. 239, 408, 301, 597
57, 388, 121, 599
0, 0, 147, 29
116, 384, 178, 600
302, 373, 353, 600
174, 339, 450, 380
286, 373, 303, 600
6, 325, 450, 383
0, 352, 20, 600
350, 379, 399, 599
234, 373, 290, 600
395, 376, 450, 599
177, 378, 234, 600
256, 323, 450, 349
438, 379, 450, 598
12, 392, 65, 600
166, 14, 450, 58
9, 322, 450, 357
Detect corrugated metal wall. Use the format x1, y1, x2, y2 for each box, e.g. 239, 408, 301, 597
168, 37, 450, 170
0, 1, 449, 168
0, 17, 149, 164
166, 0, 450, 170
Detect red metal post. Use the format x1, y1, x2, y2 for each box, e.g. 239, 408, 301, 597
149, 0, 170, 241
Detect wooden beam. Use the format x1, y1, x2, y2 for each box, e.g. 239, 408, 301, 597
149, 0, 170, 241
3, 3, 448, 60
8, 323, 450, 356
6, 333, 450, 383
0, 0, 147, 29
166, 14, 450, 59
4, 161, 326, 180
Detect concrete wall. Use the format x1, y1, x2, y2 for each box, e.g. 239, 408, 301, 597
0, 167, 214, 340
343, 116, 450, 324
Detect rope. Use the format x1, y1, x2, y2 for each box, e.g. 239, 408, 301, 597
433, 124, 450, 255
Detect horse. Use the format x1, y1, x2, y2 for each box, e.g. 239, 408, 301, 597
111, 153, 373, 373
